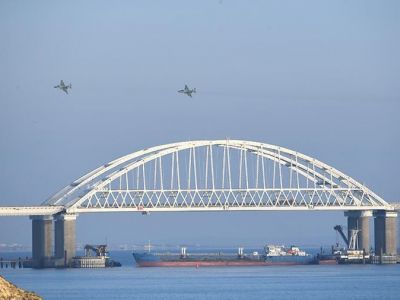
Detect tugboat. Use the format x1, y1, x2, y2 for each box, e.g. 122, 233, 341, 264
133, 244, 318, 267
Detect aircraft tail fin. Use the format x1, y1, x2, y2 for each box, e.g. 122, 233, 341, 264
193, 88, 196, 93
69, 84, 72, 89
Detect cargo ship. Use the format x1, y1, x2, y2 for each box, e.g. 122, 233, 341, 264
133, 245, 318, 267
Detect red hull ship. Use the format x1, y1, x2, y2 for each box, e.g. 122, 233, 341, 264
133, 245, 318, 267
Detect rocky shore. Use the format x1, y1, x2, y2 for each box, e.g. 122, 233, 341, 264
0, 275, 41, 300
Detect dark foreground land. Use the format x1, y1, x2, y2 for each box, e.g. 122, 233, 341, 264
0, 275, 41, 300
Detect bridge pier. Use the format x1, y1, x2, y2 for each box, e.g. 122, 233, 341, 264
344, 211, 371, 252
54, 214, 77, 267
30, 215, 53, 268
373, 210, 397, 256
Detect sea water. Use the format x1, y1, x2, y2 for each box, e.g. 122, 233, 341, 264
1, 251, 400, 299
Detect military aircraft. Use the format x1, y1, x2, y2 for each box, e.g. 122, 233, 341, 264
178, 84, 196, 97
54, 80, 72, 94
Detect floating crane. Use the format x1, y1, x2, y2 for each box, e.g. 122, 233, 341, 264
72, 244, 121, 268
333, 225, 368, 263
333, 225, 359, 250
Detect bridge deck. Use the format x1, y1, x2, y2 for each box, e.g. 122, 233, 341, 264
0, 204, 398, 216
0, 206, 64, 216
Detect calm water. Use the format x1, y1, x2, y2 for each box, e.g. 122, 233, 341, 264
1, 251, 400, 299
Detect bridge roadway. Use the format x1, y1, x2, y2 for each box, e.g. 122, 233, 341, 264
0, 203, 399, 216
0, 206, 64, 216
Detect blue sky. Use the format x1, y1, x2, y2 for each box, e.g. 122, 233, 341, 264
0, 0, 399, 248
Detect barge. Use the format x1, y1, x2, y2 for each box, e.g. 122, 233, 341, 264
72, 244, 121, 268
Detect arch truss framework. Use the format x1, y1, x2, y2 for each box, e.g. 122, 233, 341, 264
41, 140, 391, 214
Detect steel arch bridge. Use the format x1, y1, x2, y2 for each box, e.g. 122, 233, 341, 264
28, 139, 390, 215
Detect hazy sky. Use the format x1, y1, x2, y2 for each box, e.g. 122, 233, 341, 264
0, 1, 399, 248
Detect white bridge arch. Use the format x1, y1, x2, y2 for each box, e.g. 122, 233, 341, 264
41, 140, 391, 214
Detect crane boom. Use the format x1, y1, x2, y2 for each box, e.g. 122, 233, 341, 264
84, 244, 108, 257
334, 225, 349, 247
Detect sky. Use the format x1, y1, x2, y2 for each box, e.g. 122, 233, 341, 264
0, 0, 399, 249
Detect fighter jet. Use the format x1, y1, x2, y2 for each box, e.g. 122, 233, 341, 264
178, 84, 196, 97
54, 80, 72, 94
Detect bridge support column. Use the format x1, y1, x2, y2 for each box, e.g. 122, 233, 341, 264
54, 214, 77, 267
30, 215, 53, 268
373, 210, 397, 256
344, 211, 371, 252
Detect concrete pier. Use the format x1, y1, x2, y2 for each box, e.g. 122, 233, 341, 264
344, 211, 371, 252
54, 214, 77, 267
374, 210, 397, 256
30, 215, 53, 268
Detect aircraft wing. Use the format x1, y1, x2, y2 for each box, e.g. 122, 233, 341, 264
62, 88, 68, 94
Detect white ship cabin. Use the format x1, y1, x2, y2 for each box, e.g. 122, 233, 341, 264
287, 246, 307, 256
264, 245, 286, 256
264, 245, 308, 256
